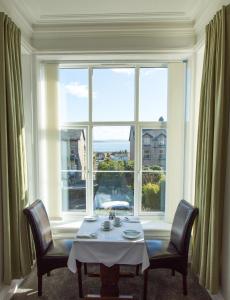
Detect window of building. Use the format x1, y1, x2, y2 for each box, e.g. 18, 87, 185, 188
143, 150, 151, 160
143, 135, 151, 145
39, 63, 186, 220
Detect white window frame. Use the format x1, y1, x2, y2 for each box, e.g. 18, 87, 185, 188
37, 62, 186, 222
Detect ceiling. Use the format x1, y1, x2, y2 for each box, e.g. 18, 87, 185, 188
24, 0, 195, 19
0, 0, 229, 52
2, 0, 211, 24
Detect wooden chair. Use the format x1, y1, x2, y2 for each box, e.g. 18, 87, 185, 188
24, 199, 83, 297
143, 200, 198, 300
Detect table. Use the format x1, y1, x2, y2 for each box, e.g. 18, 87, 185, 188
67, 217, 149, 299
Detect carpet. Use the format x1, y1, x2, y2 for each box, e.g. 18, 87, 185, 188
12, 265, 211, 300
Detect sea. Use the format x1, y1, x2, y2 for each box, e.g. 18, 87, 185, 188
93, 141, 130, 152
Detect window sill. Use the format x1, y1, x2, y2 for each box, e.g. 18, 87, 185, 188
51, 218, 171, 240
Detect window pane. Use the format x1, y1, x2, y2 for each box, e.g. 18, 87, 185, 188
93, 126, 134, 171
142, 128, 167, 171
62, 171, 86, 211
61, 128, 86, 211
139, 68, 168, 121
61, 129, 86, 171
141, 128, 166, 212
92, 68, 134, 121
142, 172, 165, 212
93, 172, 134, 216
59, 69, 88, 122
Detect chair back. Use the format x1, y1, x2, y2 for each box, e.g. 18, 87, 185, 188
24, 200, 53, 258
170, 200, 198, 255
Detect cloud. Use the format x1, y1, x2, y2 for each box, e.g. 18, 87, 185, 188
64, 82, 88, 98
111, 68, 134, 75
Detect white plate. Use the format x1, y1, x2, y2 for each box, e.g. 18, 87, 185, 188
122, 230, 141, 239
84, 216, 97, 222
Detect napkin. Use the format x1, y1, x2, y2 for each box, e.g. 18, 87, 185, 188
76, 233, 97, 239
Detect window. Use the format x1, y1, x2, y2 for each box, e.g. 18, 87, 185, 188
40, 63, 186, 220
143, 150, 151, 160
61, 128, 87, 211
143, 135, 151, 145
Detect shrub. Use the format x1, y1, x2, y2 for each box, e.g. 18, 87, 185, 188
142, 182, 160, 211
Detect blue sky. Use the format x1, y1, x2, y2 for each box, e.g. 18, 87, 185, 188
59, 67, 167, 140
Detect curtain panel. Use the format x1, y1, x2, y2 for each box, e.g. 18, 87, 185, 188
0, 12, 33, 283
192, 5, 230, 294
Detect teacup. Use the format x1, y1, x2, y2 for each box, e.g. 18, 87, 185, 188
103, 220, 111, 229
114, 217, 121, 226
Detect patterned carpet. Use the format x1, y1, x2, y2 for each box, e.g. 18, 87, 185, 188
12, 265, 211, 300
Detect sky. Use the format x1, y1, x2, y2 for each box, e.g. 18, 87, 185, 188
59, 67, 167, 140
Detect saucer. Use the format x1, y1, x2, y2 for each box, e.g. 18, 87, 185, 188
122, 229, 141, 239
101, 225, 112, 231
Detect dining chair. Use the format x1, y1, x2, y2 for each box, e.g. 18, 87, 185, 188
24, 199, 83, 297
143, 200, 198, 300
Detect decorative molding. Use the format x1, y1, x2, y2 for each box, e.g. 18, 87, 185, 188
11, 0, 39, 25
21, 36, 35, 55
32, 20, 195, 52
37, 11, 192, 25
194, 0, 230, 39
32, 22, 195, 41
0, 0, 33, 42
1, 0, 229, 53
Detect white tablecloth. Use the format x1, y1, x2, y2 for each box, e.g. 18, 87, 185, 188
67, 217, 150, 273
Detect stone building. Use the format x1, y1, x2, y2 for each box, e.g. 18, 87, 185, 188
129, 124, 167, 170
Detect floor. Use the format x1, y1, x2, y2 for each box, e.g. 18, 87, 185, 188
12, 265, 211, 300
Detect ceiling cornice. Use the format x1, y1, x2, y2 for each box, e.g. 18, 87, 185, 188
194, 0, 229, 39
36, 12, 192, 25
0, 0, 33, 42
33, 21, 195, 39
1, 0, 230, 52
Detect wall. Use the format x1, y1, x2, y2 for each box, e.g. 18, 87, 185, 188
21, 52, 35, 205
183, 42, 204, 205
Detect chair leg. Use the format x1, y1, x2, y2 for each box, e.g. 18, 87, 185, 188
77, 261, 83, 298
136, 264, 140, 276
143, 269, 149, 300
182, 274, 187, 295
38, 274, 42, 296
84, 263, 88, 275
172, 269, 175, 276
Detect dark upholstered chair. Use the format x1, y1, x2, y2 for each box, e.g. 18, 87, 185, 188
24, 200, 83, 297
143, 200, 198, 300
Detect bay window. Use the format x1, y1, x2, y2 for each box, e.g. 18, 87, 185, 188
39, 62, 186, 221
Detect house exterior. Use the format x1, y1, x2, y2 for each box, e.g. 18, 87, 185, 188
61, 129, 86, 174
129, 126, 167, 170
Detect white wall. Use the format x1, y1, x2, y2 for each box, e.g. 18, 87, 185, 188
183, 43, 204, 205
21, 53, 35, 204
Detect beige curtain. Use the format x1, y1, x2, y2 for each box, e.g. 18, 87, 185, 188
0, 13, 33, 283
192, 5, 230, 293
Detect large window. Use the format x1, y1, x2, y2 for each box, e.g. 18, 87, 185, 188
40, 62, 186, 220
59, 67, 168, 215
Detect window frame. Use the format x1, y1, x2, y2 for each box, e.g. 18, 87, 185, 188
37, 61, 187, 221
59, 65, 168, 217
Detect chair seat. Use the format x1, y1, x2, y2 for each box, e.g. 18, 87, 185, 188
146, 239, 181, 260
44, 239, 73, 259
